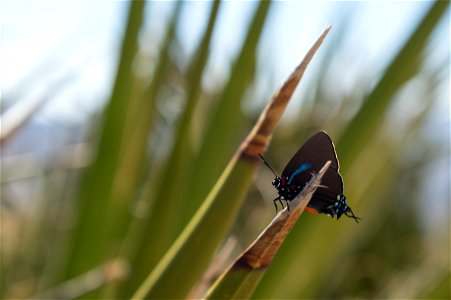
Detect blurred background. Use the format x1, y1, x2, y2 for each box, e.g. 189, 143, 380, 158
1, 1, 449, 299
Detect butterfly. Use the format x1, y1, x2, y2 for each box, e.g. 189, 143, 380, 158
259, 131, 360, 222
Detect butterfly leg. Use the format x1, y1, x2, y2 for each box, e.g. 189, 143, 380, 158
286, 200, 290, 211
278, 198, 285, 210
273, 196, 280, 213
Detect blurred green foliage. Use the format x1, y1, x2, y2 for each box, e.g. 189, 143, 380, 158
1, 1, 449, 299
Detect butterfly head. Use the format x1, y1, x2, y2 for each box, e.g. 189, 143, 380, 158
272, 176, 281, 189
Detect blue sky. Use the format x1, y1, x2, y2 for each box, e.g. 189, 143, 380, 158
2, 1, 441, 123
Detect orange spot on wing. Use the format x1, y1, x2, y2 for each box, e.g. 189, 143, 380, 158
305, 207, 319, 214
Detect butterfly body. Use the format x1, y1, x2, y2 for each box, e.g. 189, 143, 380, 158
260, 131, 360, 222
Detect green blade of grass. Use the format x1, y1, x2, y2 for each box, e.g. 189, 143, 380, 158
122, 1, 221, 296
204, 162, 331, 299
181, 1, 273, 228
132, 26, 331, 299
105, 0, 182, 242
61, 0, 146, 279
336, 1, 449, 166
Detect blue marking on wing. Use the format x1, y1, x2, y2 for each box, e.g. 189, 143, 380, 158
287, 163, 312, 184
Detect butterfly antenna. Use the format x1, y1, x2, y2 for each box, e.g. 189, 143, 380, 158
258, 153, 278, 178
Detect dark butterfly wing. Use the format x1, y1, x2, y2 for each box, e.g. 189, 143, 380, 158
316, 166, 344, 198
281, 131, 340, 189
282, 131, 339, 176
309, 169, 344, 209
